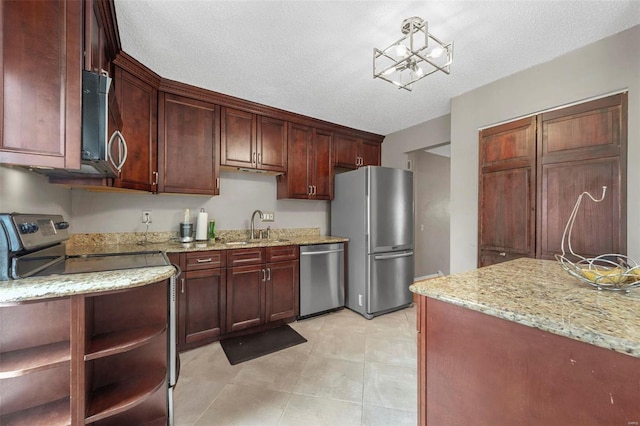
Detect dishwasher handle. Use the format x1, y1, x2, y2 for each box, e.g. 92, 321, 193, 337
300, 248, 344, 256
374, 251, 413, 260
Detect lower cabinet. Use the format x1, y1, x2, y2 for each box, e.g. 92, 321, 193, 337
171, 246, 299, 351
226, 246, 299, 333
0, 280, 169, 425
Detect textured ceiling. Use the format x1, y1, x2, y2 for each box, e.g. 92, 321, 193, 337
114, 1, 640, 136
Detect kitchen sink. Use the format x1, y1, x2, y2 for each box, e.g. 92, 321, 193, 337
224, 241, 249, 246
223, 238, 289, 246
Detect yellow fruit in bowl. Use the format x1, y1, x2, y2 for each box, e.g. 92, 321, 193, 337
580, 267, 625, 284
627, 267, 640, 283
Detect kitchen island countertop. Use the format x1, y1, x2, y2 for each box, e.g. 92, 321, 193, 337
410, 257, 640, 358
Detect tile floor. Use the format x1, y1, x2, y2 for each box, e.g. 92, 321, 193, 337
174, 306, 418, 425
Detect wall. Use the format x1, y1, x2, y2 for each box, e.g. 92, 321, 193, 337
70, 171, 330, 235
411, 150, 450, 278
382, 114, 451, 169
0, 166, 328, 235
450, 25, 640, 273
0, 166, 72, 218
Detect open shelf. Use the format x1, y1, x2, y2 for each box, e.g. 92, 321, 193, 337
85, 368, 167, 424
85, 324, 167, 361
0, 397, 70, 426
0, 341, 70, 379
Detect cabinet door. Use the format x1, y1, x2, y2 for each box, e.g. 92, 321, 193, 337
537, 93, 626, 260
360, 140, 381, 167
182, 268, 226, 344
0, 0, 82, 169
479, 168, 534, 266
158, 93, 220, 195
258, 116, 287, 172
282, 123, 313, 199
220, 107, 255, 169
478, 116, 536, 267
113, 67, 157, 191
334, 133, 358, 169
226, 264, 264, 333
265, 260, 299, 322
311, 129, 333, 200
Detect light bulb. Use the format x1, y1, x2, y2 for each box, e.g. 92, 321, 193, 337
395, 44, 409, 58
383, 66, 396, 76
429, 46, 444, 58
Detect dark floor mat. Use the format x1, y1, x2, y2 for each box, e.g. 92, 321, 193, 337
220, 325, 307, 365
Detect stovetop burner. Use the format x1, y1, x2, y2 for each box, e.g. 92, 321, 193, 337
1, 213, 171, 280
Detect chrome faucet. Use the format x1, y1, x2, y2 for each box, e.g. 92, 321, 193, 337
250, 210, 263, 240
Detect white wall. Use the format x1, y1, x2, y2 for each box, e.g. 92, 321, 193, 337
382, 114, 450, 169
71, 171, 330, 234
0, 166, 72, 218
450, 25, 640, 273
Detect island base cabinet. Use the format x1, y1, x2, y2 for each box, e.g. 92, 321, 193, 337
418, 296, 640, 425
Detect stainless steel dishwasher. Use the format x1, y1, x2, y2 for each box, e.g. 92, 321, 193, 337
299, 243, 345, 318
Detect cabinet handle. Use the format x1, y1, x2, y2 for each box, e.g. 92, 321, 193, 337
308, 185, 313, 196
253, 152, 257, 164
216, 177, 220, 189
180, 278, 185, 293
257, 152, 262, 164
267, 267, 271, 281
499, 252, 506, 257
196, 258, 212, 263
313, 185, 317, 195
152, 171, 159, 186
262, 268, 266, 282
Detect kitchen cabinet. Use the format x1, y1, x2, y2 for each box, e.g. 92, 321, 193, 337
478, 116, 536, 267
333, 133, 382, 169
112, 57, 159, 192
478, 93, 626, 267
158, 92, 220, 195
170, 251, 227, 352
0, 0, 82, 170
220, 107, 287, 173
0, 280, 169, 425
277, 123, 333, 200
537, 93, 626, 260
226, 246, 299, 333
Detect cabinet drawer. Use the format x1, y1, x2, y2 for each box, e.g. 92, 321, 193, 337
227, 248, 266, 267
185, 251, 226, 270
266, 245, 299, 262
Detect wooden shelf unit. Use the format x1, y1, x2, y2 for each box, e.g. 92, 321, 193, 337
0, 397, 71, 426
0, 341, 71, 379
85, 324, 167, 361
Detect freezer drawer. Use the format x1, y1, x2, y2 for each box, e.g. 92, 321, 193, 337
299, 243, 345, 318
368, 250, 414, 315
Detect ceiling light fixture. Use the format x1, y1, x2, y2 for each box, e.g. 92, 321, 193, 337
373, 17, 453, 91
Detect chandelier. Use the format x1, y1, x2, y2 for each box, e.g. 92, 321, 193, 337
373, 17, 453, 91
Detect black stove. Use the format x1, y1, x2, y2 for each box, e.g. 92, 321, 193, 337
0, 213, 170, 280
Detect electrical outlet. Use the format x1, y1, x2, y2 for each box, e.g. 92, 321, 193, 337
142, 210, 152, 224
262, 211, 275, 222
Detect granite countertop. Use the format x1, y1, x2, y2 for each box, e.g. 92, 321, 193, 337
410, 258, 640, 358
0, 232, 347, 304
65, 235, 348, 256
0, 265, 176, 305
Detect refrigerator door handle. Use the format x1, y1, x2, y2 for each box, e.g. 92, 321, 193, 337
374, 251, 413, 260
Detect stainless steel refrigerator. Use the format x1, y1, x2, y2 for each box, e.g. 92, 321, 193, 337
331, 166, 414, 319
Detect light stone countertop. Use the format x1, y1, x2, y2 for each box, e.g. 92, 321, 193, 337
410, 258, 640, 358
1, 232, 347, 304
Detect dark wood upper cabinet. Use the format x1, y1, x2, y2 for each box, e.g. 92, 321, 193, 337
334, 133, 381, 169
478, 93, 627, 267
277, 123, 333, 200
158, 92, 220, 195
112, 61, 158, 192
0, 0, 82, 169
220, 107, 287, 173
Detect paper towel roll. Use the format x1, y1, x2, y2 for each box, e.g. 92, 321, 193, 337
195, 208, 208, 241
